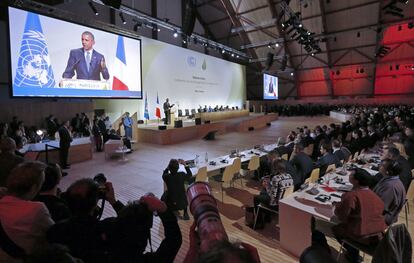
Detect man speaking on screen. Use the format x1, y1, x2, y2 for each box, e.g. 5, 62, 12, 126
62, 31, 110, 81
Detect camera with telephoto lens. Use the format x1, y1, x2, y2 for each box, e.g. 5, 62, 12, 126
93, 173, 107, 199
187, 182, 229, 253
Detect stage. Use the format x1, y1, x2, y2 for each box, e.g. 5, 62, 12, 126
136, 113, 279, 145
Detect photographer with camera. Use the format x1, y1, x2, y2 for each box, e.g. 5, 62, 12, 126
183, 182, 261, 263
47, 175, 182, 263
162, 158, 194, 220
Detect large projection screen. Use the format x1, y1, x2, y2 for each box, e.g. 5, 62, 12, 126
263, 73, 278, 100
8, 7, 142, 98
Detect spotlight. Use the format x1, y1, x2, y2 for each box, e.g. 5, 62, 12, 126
133, 20, 142, 31
88, 1, 99, 15
231, 53, 235, 57
173, 31, 178, 38
298, 23, 303, 28
290, 72, 294, 76
236, 55, 239, 58
157, 28, 161, 32
311, 53, 315, 56
222, 49, 225, 54
268, 44, 272, 49
275, 43, 279, 47
183, 39, 187, 44
119, 12, 126, 24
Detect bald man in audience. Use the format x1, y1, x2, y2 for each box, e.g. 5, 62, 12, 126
0, 137, 25, 187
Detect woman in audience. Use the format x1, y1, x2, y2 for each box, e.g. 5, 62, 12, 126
252, 159, 293, 228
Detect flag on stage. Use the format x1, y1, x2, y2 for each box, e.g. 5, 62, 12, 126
112, 36, 129, 90
14, 11, 56, 89
144, 92, 149, 120
155, 92, 161, 119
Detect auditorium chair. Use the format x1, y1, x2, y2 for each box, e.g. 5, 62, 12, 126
213, 165, 236, 203
232, 158, 242, 187
305, 168, 320, 184
185, 109, 190, 116
190, 109, 196, 118
195, 166, 208, 183
178, 109, 183, 117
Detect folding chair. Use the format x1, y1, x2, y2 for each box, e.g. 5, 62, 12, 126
305, 168, 320, 184
195, 166, 208, 183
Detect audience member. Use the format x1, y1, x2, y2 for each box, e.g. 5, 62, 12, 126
252, 159, 293, 228
0, 161, 54, 262
314, 142, 341, 177
48, 179, 181, 263
0, 137, 25, 187
290, 143, 313, 189
34, 164, 71, 223
58, 121, 72, 170
373, 159, 406, 225
383, 147, 412, 191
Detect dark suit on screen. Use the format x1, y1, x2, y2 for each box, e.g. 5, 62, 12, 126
62, 48, 109, 81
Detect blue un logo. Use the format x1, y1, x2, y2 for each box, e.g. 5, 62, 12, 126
14, 12, 56, 89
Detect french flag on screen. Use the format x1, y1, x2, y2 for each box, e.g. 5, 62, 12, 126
112, 36, 129, 90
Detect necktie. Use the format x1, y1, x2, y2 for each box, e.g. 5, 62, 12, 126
86, 52, 91, 72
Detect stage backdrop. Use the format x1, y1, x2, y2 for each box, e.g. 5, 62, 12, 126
96, 38, 246, 120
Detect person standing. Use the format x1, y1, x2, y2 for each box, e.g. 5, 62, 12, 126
58, 121, 72, 169
123, 112, 133, 140
163, 98, 174, 125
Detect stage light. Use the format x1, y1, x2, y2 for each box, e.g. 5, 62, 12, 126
119, 12, 126, 24
267, 44, 272, 48
133, 20, 142, 31
173, 31, 178, 38
275, 43, 279, 47
236, 55, 239, 58
290, 72, 294, 76
157, 28, 161, 32
36, 130, 44, 136
298, 23, 303, 28
183, 39, 187, 44
88, 1, 99, 16
222, 49, 225, 54
311, 53, 314, 56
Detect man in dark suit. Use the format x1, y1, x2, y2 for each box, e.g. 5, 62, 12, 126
163, 98, 174, 125
290, 143, 313, 189
314, 142, 341, 177
62, 31, 109, 81
0, 137, 24, 187
385, 147, 412, 191
58, 120, 72, 169
332, 139, 346, 162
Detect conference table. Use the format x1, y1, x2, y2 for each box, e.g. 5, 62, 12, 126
195, 109, 249, 122
279, 151, 381, 257
21, 137, 93, 164
187, 143, 278, 175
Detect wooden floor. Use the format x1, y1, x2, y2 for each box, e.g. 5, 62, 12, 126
59, 116, 414, 263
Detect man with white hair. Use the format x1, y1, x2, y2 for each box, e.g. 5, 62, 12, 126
0, 137, 24, 187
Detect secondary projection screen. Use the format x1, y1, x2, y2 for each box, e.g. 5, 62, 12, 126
140, 38, 245, 119
263, 73, 278, 100
8, 7, 142, 98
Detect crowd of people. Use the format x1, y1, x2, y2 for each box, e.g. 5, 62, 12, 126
0, 104, 413, 262
250, 104, 413, 262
